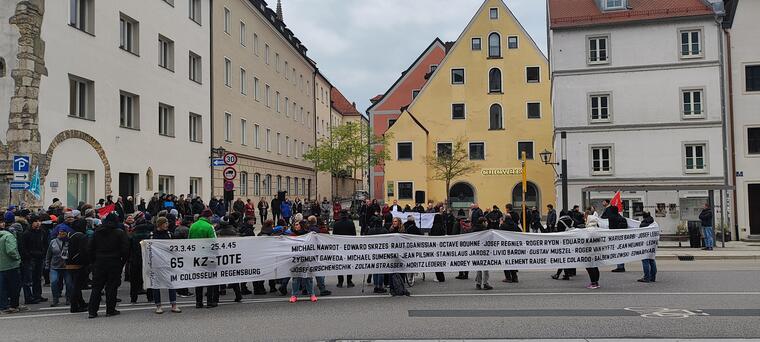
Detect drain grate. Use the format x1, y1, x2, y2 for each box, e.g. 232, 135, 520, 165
677, 255, 695, 261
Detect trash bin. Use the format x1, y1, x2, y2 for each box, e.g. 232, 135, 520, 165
687, 221, 702, 248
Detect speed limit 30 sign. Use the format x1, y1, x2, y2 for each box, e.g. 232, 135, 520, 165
223, 152, 238, 166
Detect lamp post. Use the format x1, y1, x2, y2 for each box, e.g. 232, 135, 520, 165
540, 132, 569, 211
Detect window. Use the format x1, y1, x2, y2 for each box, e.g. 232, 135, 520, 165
240, 119, 247, 145
188, 0, 202, 24
254, 34, 259, 55
746, 65, 760, 92
240, 22, 246, 46
489, 8, 498, 19
294, 177, 299, 194
265, 44, 270, 64
275, 92, 281, 112
589, 94, 611, 122
489, 104, 503, 130
451, 69, 465, 84
158, 103, 174, 137
277, 132, 281, 154
69, 0, 94, 34
284, 61, 289, 79
397, 142, 412, 160
748, 128, 760, 155
265, 85, 271, 107
588, 36, 609, 64
682, 89, 704, 118
119, 13, 139, 54
469, 142, 485, 160
412, 90, 420, 99
254, 124, 260, 148
489, 68, 502, 93
189, 113, 202, 142
680, 29, 702, 58
253, 173, 261, 196
224, 58, 231, 87
604, 0, 625, 10
158, 175, 174, 195
67, 170, 92, 207
294, 139, 298, 158
285, 97, 289, 116
276, 176, 282, 191
254, 78, 260, 101
488, 33, 501, 58
265, 174, 272, 195
239, 172, 248, 196
303, 179, 307, 196
223, 7, 230, 34
68, 75, 94, 120
430, 65, 438, 73
158, 35, 174, 71
526, 67, 540, 83
527, 102, 541, 119
286, 136, 290, 156
684, 143, 707, 173
388, 119, 397, 128
517, 142, 534, 160
220, 112, 232, 143
266, 128, 271, 151
189, 51, 202, 83
189, 177, 202, 197
452, 103, 466, 120
591, 146, 613, 175
398, 182, 413, 200
240, 68, 247, 95
437, 143, 453, 158
508, 36, 518, 49
119, 91, 140, 129
471, 38, 481, 51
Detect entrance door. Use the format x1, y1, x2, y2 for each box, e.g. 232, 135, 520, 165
67, 170, 92, 208
749, 184, 760, 235
119, 173, 138, 199
449, 182, 475, 212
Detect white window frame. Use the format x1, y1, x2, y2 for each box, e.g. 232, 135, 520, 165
265, 44, 270, 65
240, 68, 247, 95
158, 175, 175, 195
158, 103, 175, 137
588, 92, 612, 123
266, 128, 271, 151
119, 90, 140, 129
683, 142, 709, 174
526, 66, 540, 83
277, 132, 281, 154
275, 91, 281, 112
239, 172, 248, 196
526, 101, 542, 119
224, 112, 231, 142
188, 0, 202, 24
397, 141, 413, 161
265, 84, 271, 107
489, 7, 498, 20
488, 103, 503, 130
224, 57, 231, 87
587, 35, 610, 65
681, 87, 705, 119
471, 37, 482, 51
679, 28, 703, 59
69, 0, 94, 34
189, 112, 202, 143
189, 177, 202, 198
223, 7, 230, 34
189, 51, 202, 83
240, 21, 246, 46
517, 141, 535, 160
119, 13, 139, 55
468, 141, 486, 161
254, 77, 260, 101
253, 173, 261, 196
240, 118, 247, 146
254, 124, 260, 148
158, 35, 174, 71
507, 36, 519, 49
590, 145, 614, 176
68, 74, 94, 120
254, 33, 259, 56
604, 0, 625, 10
451, 68, 465, 85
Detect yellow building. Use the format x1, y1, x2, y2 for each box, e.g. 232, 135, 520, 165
384, 0, 555, 213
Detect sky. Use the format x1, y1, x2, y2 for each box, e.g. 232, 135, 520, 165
284, 0, 548, 114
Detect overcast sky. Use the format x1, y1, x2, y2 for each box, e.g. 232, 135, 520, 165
284, 0, 548, 114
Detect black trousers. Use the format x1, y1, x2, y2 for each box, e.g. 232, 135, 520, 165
227, 283, 242, 300
195, 285, 219, 306
69, 267, 88, 312
435, 272, 445, 282
337, 275, 353, 284
586, 267, 600, 283
88, 262, 122, 315
129, 262, 146, 302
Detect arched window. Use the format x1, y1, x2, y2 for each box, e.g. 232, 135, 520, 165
489, 104, 503, 130
512, 181, 540, 209
285, 176, 291, 194
0, 57, 5, 77
489, 68, 502, 93
253, 173, 261, 196
276, 175, 282, 192
449, 182, 476, 208
239, 172, 248, 196
488, 32, 501, 58
265, 174, 272, 195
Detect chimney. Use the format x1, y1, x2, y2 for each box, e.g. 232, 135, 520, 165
276, 0, 283, 21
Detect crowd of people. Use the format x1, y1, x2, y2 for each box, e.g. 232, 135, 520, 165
0, 194, 663, 317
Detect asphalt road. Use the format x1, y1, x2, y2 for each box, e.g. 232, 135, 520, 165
1, 260, 759, 342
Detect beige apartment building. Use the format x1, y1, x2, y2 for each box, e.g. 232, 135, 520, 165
314, 71, 335, 200
212, 0, 316, 201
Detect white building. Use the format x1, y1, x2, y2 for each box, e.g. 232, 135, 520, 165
724, 0, 760, 240
548, 0, 730, 234
1, 0, 211, 206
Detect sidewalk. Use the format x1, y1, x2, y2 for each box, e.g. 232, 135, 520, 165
657, 240, 760, 261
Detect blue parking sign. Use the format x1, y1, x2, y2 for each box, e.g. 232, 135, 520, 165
13, 155, 30, 173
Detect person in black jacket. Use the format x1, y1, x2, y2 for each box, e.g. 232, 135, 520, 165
128, 215, 153, 303
20, 215, 48, 304
638, 211, 657, 283
67, 218, 89, 313
485, 206, 503, 230
499, 214, 521, 283
546, 204, 557, 232
87, 213, 129, 318
608, 206, 628, 272
271, 197, 281, 223
332, 211, 357, 288
429, 214, 446, 282
698, 203, 714, 251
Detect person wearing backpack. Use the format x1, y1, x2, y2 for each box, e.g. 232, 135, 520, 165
1, 219, 24, 313
66, 218, 89, 313
45, 230, 73, 307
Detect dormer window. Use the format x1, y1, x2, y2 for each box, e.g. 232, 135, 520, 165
604, 0, 625, 10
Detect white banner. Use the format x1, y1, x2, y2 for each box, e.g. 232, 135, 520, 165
142, 225, 660, 289
390, 211, 435, 228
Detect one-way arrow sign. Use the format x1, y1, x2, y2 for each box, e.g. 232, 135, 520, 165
10, 181, 31, 190
14, 173, 29, 181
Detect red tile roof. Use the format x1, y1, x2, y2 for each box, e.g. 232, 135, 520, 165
331, 87, 362, 116
549, 0, 714, 29
370, 94, 384, 103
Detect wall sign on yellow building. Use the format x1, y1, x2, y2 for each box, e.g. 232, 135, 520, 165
481, 168, 523, 176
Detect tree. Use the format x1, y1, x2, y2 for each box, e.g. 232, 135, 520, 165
426, 138, 478, 207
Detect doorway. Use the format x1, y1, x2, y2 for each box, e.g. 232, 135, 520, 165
748, 184, 760, 235
119, 173, 139, 199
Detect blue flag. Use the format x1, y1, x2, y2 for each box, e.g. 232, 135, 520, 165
29, 166, 41, 200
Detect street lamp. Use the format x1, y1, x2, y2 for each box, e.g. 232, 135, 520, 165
540, 132, 569, 211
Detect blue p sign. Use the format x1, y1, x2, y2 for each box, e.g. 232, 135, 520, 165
13, 155, 30, 173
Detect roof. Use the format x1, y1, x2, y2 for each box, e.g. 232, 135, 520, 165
370, 94, 384, 103
549, 0, 715, 29
331, 87, 362, 116
248, 0, 314, 68
722, 0, 738, 29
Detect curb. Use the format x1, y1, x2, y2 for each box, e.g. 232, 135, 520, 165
656, 254, 759, 261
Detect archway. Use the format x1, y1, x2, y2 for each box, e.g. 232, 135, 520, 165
511, 181, 540, 210
449, 182, 476, 211
42, 130, 112, 195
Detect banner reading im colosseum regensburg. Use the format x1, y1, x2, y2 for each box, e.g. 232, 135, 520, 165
142, 224, 659, 289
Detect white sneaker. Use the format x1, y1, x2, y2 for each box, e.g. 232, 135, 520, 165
155, 306, 164, 314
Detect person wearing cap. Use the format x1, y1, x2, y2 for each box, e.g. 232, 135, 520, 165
190, 209, 218, 308
87, 213, 129, 318
49, 211, 76, 240
0, 218, 25, 313
20, 215, 48, 305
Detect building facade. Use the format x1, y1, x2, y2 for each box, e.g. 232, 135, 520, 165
384, 0, 555, 213
548, 0, 728, 234
367, 39, 449, 201
211, 0, 316, 202
724, 0, 760, 240
314, 71, 334, 200
1, 0, 211, 207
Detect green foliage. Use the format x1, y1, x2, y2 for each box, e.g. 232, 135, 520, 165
426, 138, 478, 205
303, 121, 391, 177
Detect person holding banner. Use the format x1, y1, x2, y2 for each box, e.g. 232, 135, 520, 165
332, 211, 357, 288
638, 212, 658, 283
499, 214, 521, 283
473, 217, 492, 290
429, 214, 447, 283
190, 209, 219, 309
584, 210, 601, 290
150, 217, 181, 314
289, 221, 317, 303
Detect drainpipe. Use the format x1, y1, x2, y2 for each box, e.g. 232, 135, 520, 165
716, 14, 728, 248
724, 29, 739, 240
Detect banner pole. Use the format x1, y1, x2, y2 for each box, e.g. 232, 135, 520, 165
522, 151, 527, 232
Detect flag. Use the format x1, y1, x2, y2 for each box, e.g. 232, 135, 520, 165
28, 166, 41, 200
610, 191, 624, 213
98, 204, 116, 219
